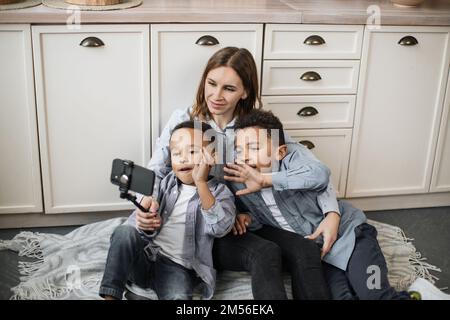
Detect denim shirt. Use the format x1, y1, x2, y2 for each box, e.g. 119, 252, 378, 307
127, 171, 235, 299
145, 106, 341, 216
229, 148, 368, 271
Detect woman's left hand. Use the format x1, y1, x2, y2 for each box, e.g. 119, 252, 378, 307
305, 211, 340, 258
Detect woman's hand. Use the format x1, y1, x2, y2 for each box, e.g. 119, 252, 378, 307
192, 147, 215, 185
224, 163, 270, 196
136, 196, 161, 231
305, 211, 340, 258
232, 213, 252, 235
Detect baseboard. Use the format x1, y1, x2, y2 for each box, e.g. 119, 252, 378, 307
344, 192, 450, 212
0, 211, 129, 229
1, 192, 449, 229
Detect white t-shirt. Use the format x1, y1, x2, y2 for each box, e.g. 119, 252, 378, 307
153, 183, 197, 268
260, 187, 295, 232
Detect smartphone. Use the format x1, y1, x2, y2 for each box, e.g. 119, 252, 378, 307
110, 159, 155, 196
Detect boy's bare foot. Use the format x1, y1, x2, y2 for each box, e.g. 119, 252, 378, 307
104, 295, 117, 300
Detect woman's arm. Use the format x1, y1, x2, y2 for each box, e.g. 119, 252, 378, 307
144, 107, 191, 200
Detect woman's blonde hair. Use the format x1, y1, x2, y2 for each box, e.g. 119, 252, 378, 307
191, 47, 262, 121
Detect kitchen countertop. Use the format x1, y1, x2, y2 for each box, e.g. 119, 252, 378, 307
0, 0, 449, 25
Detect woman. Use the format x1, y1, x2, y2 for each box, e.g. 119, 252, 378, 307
137, 47, 339, 299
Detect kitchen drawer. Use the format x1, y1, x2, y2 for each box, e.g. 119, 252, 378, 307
286, 129, 352, 197
151, 24, 263, 139
262, 95, 355, 129
264, 24, 363, 60
263, 60, 360, 95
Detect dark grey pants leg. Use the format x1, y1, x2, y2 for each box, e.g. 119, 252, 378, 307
213, 232, 287, 300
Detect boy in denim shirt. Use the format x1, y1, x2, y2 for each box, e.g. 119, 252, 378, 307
224, 109, 413, 300
100, 121, 235, 300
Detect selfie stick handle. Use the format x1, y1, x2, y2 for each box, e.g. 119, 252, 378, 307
120, 191, 150, 213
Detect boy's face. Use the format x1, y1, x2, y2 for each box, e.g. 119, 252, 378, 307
170, 127, 210, 185
235, 127, 284, 173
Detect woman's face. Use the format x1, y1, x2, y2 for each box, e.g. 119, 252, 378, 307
204, 66, 248, 120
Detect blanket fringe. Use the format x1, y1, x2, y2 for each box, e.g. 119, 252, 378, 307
385, 222, 441, 288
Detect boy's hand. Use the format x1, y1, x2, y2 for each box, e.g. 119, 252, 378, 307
224, 163, 270, 196
305, 211, 340, 258
136, 196, 161, 231
232, 213, 252, 235
192, 148, 215, 185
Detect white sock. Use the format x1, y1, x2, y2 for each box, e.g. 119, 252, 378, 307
408, 277, 450, 300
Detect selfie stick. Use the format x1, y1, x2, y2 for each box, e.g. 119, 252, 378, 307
118, 160, 150, 213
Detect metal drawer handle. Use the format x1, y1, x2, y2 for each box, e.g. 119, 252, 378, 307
304, 35, 326, 46
79, 37, 105, 47
299, 140, 315, 150
195, 35, 219, 46
300, 71, 322, 81
398, 36, 418, 46
297, 106, 319, 117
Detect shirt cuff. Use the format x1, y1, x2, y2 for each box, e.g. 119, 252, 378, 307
201, 201, 226, 224
271, 171, 288, 191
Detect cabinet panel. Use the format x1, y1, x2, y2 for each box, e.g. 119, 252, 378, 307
262, 60, 360, 95
151, 24, 263, 140
32, 25, 150, 213
431, 70, 450, 192
347, 26, 450, 197
287, 129, 352, 197
0, 25, 42, 214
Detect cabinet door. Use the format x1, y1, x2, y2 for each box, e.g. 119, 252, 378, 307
431, 70, 450, 192
287, 129, 352, 198
32, 25, 150, 214
0, 25, 42, 214
151, 24, 263, 140
347, 26, 450, 197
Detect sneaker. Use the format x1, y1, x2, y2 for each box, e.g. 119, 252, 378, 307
408, 277, 450, 300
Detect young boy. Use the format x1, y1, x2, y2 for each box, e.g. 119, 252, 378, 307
224, 109, 447, 300
99, 121, 235, 300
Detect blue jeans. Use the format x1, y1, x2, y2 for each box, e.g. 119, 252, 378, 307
99, 225, 200, 300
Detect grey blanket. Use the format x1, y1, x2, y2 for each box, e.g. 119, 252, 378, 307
0, 218, 441, 299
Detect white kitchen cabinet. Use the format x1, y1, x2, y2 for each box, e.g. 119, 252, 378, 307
151, 24, 263, 141
32, 25, 150, 214
0, 25, 42, 214
262, 60, 360, 95
347, 26, 450, 197
286, 129, 352, 198
430, 70, 450, 192
264, 24, 363, 60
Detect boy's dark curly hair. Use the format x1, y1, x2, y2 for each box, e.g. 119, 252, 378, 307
234, 109, 285, 146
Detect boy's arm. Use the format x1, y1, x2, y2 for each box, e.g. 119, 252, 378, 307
199, 183, 236, 238
317, 181, 341, 216
271, 141, 330, 192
